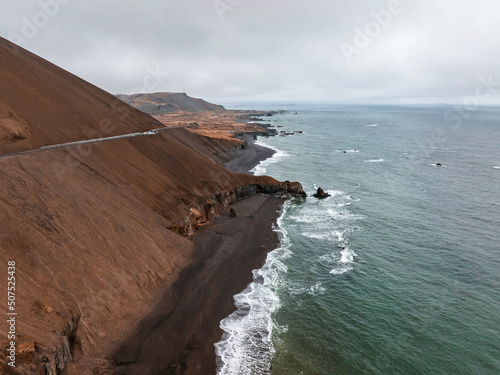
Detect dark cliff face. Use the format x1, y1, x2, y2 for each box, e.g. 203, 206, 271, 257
257, 180, 307, 199
169, 180, 306, 236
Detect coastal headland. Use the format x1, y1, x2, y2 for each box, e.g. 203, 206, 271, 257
0, 37, 304, 375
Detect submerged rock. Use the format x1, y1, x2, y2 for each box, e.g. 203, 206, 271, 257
313, 187, 331, 199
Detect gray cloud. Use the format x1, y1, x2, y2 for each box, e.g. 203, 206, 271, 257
2, 0, 500, 104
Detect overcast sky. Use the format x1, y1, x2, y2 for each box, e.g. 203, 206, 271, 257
2, 0, 500, 105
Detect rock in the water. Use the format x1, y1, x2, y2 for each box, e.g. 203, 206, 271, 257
254, 179, 307, 199
313, 187, 331, 199
229, 208, 237, 217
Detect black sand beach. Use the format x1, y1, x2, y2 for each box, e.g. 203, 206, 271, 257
113, 139, 283, 375
223, 135, 275, 174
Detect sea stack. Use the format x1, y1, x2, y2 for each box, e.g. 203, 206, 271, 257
313, 187, 331, 199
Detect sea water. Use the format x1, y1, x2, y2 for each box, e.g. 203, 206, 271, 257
215, 105, 500, 375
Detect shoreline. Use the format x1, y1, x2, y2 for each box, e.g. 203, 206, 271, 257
113, 137, 284, 374
223, 134, 275, 174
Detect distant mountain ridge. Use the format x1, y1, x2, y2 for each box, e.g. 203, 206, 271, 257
116, 92, 226, 114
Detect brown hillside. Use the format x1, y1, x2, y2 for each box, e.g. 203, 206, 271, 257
116, 92, 226, 115
0, 37, 304, 374
0, 38, 159, 154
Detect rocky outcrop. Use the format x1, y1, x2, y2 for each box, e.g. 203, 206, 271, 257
256, 179, 307, 199
169, 180, 306, 236
0, 103, 31, 144
313, 187, 331, 199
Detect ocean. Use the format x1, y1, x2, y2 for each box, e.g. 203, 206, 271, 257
215, 105, 500, 375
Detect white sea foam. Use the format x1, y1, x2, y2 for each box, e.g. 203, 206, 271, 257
493, 166, 500, 170
330, 266, 353, 275
302, 231, 331, 240
287, 281, 326, 296
309, 282, 326, 295
332, 230, 346, 242
319, 253, 336, 264
366, 124, 378, 127
429, 163, 446, 167
290, 201, 361, 225
340, 245, 356, 264
215, 205, 291, 375
364, 159, 385, 163
251, 139, 290, 175
334, 149, 360, 153
291, 189, 361, 277
323, 238, 358, 276
302, 228, 348, 243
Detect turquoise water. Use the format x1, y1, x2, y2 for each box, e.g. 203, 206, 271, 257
216, 105, 500, 375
